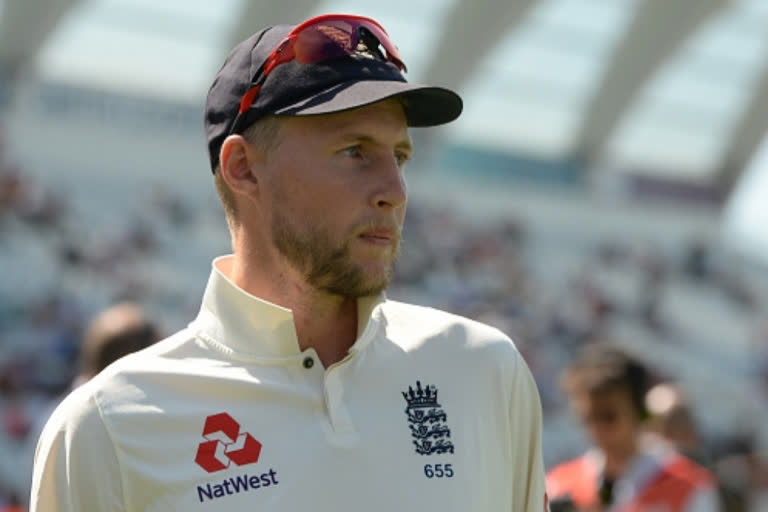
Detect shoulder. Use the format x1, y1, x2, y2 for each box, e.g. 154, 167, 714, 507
38, 328, 193, 432
55, 327, 203, 419
380, 299, 520, 356
32, 374, 127, 511
638, 453, 718, 511
662, 453, 717, 488
38, 379, 105, 447
105, 326, 202, 368
378, 300, 533, 394
547, 454, 596, 482
96, 325, 204, 380
546, 454, 599, 504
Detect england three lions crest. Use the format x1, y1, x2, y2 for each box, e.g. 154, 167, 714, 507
402, 381, 454, 456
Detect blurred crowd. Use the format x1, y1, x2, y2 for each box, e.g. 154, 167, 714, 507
1, 127, 768, 510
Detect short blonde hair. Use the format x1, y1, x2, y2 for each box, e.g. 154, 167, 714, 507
214, 116, 281, 229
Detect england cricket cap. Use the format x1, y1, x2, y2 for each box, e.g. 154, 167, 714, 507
204, 20, 463, 172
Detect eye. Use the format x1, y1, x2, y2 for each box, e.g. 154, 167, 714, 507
341, 145, 363, 159
395, 151, 411, 167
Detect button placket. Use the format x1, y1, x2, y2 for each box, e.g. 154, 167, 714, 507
323, 366, 356, 436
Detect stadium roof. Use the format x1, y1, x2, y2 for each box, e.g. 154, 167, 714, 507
1, 0, 768, 188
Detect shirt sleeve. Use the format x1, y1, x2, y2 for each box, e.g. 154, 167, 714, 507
30, 385, 126, 512
509, 353, 549, 512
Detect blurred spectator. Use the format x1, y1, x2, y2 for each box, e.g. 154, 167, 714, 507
151, 187, 194, 228
683, 241, 711, 281
74, 302, 160, 386
14, 186, 66, 230
0, 494, 23, 512
546, 344, 720, 511
0, 168, 24, 216
0, 132, 66, 229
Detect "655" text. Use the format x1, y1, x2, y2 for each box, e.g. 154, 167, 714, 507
424, 464, 454, 478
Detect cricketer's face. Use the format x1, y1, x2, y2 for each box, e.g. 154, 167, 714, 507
261, 99, 411, 298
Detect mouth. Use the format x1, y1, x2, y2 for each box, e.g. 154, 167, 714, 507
357, 227, 398, 246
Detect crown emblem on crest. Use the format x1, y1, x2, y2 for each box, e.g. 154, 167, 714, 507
402, 381, 439, 408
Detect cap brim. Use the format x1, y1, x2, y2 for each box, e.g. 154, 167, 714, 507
271, 80, 463, 127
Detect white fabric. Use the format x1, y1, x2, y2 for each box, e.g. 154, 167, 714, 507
30, 256, 548, 511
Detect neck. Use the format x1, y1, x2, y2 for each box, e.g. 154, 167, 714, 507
226, 248, 359, 368
602, 441, 639, 479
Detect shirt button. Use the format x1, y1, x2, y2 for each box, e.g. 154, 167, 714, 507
302, 356, 314, 369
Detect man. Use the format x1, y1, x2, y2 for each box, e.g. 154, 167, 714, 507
31, 14, 547, 511
546, 344, 719, 511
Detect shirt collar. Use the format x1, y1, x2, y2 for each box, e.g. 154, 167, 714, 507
189, 255, 386, 361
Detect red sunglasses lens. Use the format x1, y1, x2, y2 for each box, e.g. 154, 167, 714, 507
292, 18, 405, 71
293, 20, 358, 64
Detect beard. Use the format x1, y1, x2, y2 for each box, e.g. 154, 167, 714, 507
271, 208, 400, 298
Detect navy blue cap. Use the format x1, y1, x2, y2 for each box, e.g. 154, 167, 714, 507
204, 23, 463, 172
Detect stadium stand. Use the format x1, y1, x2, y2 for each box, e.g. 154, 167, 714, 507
2, 131, 767, 507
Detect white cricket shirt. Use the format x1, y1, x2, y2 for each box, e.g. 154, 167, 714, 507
31, 256, 548, 511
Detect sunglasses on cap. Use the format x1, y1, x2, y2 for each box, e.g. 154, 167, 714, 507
236, 14, 407, 122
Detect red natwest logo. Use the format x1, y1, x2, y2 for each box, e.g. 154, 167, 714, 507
195, 413, 262, 473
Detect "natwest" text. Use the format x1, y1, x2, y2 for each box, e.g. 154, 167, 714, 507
197, 468, 279, 502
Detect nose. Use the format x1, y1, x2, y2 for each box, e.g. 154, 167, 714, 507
370, 157, 407, 210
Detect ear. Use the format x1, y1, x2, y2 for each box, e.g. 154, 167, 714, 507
219, 134, 263, 196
